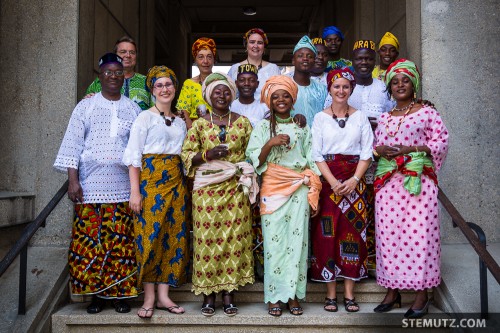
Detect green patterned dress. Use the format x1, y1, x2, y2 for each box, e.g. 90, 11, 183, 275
246, 119, 321, 304
181, 116, 255, 295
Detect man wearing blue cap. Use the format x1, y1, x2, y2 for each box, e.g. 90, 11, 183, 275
54, 53, 141, 314
323, 26, 353, 72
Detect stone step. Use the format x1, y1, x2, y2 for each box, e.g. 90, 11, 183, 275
0, 191, 35, 228
70, 279, 431, 304
52, 301, 450, 333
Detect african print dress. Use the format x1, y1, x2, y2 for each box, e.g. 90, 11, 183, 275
123, 111, 189, 288
310, 111, 374, 282
181, 116, 255, 295
246, 119, 321, 304
176, 79, 212, 119
374, 106, 448, 290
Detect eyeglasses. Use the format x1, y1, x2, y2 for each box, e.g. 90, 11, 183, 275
117, 50, 137, 56
160, 112, 175, 126
154, 83, 174, 90
101, 70, 124, 77
218, 125, 227, 143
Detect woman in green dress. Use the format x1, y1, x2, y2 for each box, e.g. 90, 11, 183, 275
181, 72, 257, 317
246, 75, 321, 317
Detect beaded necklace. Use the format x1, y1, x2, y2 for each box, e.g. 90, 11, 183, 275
385, 100, 415, 137
210, 110, 232, 143
330, 104, 350, 128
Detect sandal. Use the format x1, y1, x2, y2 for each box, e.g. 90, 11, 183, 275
324, 297, 338, 312
344, 297, 360, 312
156, 304, 185, 314
268, 303, 282, 317
222, 291, 238, 316
112, 299, 131, 313
137, 307, 154, 319
201, 293, 215, 317
86, 296, 106, 314
287, 299, 304, 316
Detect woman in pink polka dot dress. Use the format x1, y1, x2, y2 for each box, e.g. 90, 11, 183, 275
372, 59, 448, 319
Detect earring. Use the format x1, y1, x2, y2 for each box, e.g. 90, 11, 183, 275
413, 92, 417, 100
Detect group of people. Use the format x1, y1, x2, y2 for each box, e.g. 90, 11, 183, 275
54, 26, 449, 320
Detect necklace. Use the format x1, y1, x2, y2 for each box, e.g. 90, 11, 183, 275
275, 116, 294, 124
330, 104, 350, 128
393, 100, 415, 112
155, 105, 175, 126
210, 110, 232, 144
246, 58, 262, 70
210, 109, 231, 121
385, 100, 415, 137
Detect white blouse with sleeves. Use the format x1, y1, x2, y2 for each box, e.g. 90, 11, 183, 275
228, 62, 281, 99
311, 110, 374, 162
348, 78, 395, 119
122, 110, 187, 168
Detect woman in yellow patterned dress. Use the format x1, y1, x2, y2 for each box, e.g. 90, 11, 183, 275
181, 72, 257, 317
123, 66, 189, 318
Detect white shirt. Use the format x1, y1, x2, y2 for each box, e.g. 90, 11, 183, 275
228, 62, 281, 99
348, 78, 395, 119
54, 93, 141, 203
311, 110, 374, 162
231, 99, 268, 128
311, 72, 333, 109
122, 110, 187, 168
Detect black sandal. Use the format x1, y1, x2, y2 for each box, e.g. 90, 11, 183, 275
268, 302, 282, 317
201, 293, 216, 317
344, 297, 360, 312
112, 299, 131, 313
324, 297, 338, 312
287, 299, 304, 316
222, 291, 238, 316
86, 296, 106, 314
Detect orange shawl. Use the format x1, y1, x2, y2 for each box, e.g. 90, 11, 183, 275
260, 163, 321, 215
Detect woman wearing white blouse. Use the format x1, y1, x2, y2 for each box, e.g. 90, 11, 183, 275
123, 66, 189, 319
310, 68, 374, 313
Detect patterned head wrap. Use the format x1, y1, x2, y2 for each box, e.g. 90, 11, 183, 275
322, 26, 345, 41
243, 28, 269, 47
146, 65, 178, 92
353, 39, 376, 53
312, 37, 326, 46
327, 68, 356, 92
202, 72, 237, 107
260, 75, 298, 110
237, 64, 258, 77
191, 37, 217, 59
98, 53, 123, 68
293, 35, 318, 55
384, 58, 421, 94
378, 32, 400, 51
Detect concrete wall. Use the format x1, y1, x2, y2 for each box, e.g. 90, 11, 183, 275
0, 0, 79, 246
421, 0, 499, 243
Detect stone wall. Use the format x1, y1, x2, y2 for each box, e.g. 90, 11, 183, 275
421, 0, 499, 242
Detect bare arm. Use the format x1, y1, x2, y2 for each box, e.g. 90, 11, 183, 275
67, 168, 83, 203
128, 166, 142, 214
336, 159, 371, 196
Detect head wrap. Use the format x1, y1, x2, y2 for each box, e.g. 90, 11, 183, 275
98, 53, 123, 68
322, 26, 345, 41
378, 32, 400, 51
353, 40, 376, 53
202, 72, 237, 107
191, 37, 217, 59
237, 64, 258, 77
384, 58, 421, 94
260, 75, 298, 110
311, 37, 326, 46
243, 28, 269, 47
293, 35, 318, 55
145, 65, 178, 92
327, 68, 356, 92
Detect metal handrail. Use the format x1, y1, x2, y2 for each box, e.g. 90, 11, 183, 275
0, 180, 69, 314
438, 187, 500, 319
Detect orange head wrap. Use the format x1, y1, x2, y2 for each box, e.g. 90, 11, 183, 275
260, 75, 298, 110
191, 37, 217, 59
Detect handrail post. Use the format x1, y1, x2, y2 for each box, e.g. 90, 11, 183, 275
466, 222, 488, 320
18, 244, 28, 315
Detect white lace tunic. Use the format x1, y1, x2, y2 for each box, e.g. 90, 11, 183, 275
311, 110, 374, 162
348, 78, 395, 119
54, 93, 141, 203
122, 110, 187, 168
231, 99, 268, 128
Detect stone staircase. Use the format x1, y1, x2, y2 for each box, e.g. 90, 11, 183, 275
52, 279, 450, 332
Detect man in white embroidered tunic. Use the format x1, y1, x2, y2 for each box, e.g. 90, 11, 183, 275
54, 53, 141, 314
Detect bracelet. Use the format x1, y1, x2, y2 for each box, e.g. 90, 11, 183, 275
415, 146, 419, 152
331, 180, 340, 190
373, 148, 380, 157
201, 150, 208, 162
353, 175, 360, 183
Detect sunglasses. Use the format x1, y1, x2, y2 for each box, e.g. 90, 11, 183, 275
218, 125, 227, 143
160, 112, 175, 126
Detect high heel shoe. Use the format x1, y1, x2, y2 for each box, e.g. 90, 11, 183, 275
373, 292, 401, 313
404, 299, 430, 319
